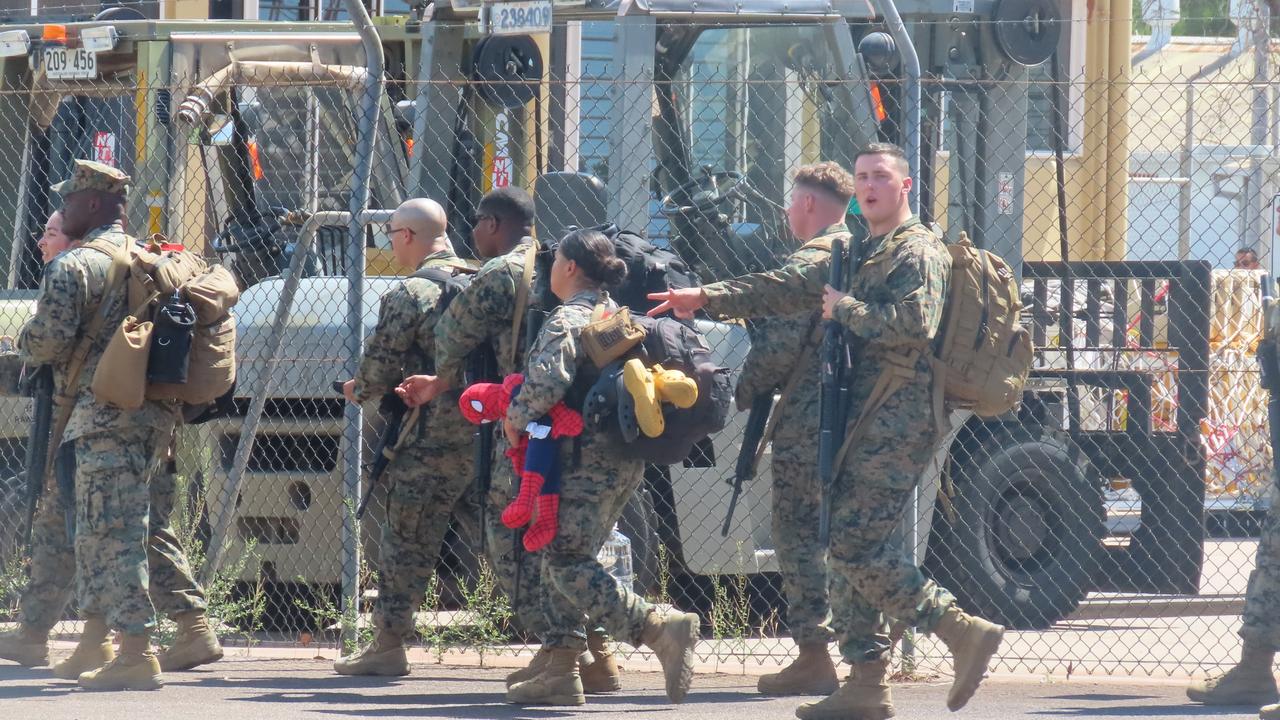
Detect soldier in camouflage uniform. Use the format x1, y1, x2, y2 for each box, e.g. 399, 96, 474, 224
688, 162, 855, 697
649, 144, 1005, 720
8, 160, 212, 690
332, 198, 477, 676
398, 188, 622, 693
1188, 305, 1280, 719
500, 229, 700, 707
0, 207, 220, 679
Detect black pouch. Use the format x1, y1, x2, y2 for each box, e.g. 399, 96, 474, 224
147, 292, 196, 384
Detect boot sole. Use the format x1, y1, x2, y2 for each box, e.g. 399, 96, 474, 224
795, 702, 895, 720
160, 647, 225, 672
333, 665, 410, 676
947, 625, 1004, 711
79, 678, 163, 691
506, 694, 587, 706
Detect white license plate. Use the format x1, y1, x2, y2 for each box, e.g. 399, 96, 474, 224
43, 46, 97, 80
485, 0, 553, 36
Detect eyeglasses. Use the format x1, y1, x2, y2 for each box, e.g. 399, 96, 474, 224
472, 212, 497, 226
387, 225, 414, 239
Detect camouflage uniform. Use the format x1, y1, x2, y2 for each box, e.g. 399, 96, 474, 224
704, 218, 958, 664
19, 222, 182, 636
18, 441, 205, 633
705, 234, 836, 646
353, 250, 476, 639
507, 290, 652, 653
1241, 480, 1280, 648
434, 238, 546, 636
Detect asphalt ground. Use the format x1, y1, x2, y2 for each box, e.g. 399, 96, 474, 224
0, 656, 1271, 720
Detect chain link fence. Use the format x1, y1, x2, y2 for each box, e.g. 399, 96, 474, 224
0, 14, 1276, 681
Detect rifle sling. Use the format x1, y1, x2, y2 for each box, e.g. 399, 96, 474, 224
751, 319, 820, 472
508, 240, 538, 370
44, 238, 133, 482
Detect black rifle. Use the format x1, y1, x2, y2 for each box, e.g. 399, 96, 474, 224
818, 238, 847, 547
469, 348, 499, 556
22, 365, 53, 549
55, 441, 75, 542
358, 392, 412, 520
722, 392, 774, 537
331, 380, 414, 520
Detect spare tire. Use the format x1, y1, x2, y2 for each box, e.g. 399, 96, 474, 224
926, 427, 1103, 630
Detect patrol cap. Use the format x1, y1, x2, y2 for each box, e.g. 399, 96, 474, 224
50, 159, 130, 198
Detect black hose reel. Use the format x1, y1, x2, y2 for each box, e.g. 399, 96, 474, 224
471, 34, 544, 110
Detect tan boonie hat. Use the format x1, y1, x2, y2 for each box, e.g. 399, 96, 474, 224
50, 159, 130, 198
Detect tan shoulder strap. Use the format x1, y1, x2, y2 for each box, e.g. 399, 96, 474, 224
508, 240, 538, 368
45, 238, 134, 470
828, 349, 922, 478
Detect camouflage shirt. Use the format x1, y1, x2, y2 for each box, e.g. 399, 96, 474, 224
831, 217, 950, 354
434, 238, 536, 385
18, 222, 179, 441
353, 250, 470, 403
507, 289, 606, 431
701, 223, 848, 320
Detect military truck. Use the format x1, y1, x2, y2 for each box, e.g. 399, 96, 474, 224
0, 0, 1211, 633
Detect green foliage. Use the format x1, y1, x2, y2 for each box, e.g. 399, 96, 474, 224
413, 561, 512, 665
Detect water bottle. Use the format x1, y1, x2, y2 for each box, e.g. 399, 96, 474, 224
597, 524, 635, 592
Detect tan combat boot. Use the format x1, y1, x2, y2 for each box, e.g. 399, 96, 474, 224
78, 633, 162, 691
506, 647, 551, 688
1187, 643, 1278, 706
758, 641, 839, 696
159, 610, 224, 672
0, 625, 50, 667
579, 630, 622, 693
52, 616, 114, 680
1263, 703, 1280, 720
640, 610, 700, 704
932, 605, 1004, 711
795, 659, 895, 720
506, 648, 585, 706
333, 630, 409, 676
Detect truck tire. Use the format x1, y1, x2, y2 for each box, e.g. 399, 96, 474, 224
926, 427, 1102, 630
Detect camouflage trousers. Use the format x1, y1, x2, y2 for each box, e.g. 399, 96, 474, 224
20, 430, 204, 633
770, 376, 834, 646
74, 425, 187, 636
539, 432, 650, 652
1241, 476, 1280, 648
373, 424, 474, 639
830, 380, 955, 664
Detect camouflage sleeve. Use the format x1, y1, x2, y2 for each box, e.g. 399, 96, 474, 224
18, 257, 86, 365
832, 236, 950, 346
353, 286, 416, 403
507, 308, 579, 430
435, 261, 516, 385
701, 246, 828, 320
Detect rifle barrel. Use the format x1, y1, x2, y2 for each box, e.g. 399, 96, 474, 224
818, 239, 846, 547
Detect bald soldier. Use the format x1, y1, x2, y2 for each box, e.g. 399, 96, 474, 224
334, 198, 478, 675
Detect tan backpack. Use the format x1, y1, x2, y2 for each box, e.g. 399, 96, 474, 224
933, 231, 1033, 418
85, 234, 239, 409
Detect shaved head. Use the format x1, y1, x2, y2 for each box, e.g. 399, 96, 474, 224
389, 197, 451, 268
393, 198, 447, 245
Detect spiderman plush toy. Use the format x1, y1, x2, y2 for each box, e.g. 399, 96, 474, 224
459, 374, 583, 552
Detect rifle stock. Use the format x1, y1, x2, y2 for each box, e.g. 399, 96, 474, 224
818, 239, 847, 547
